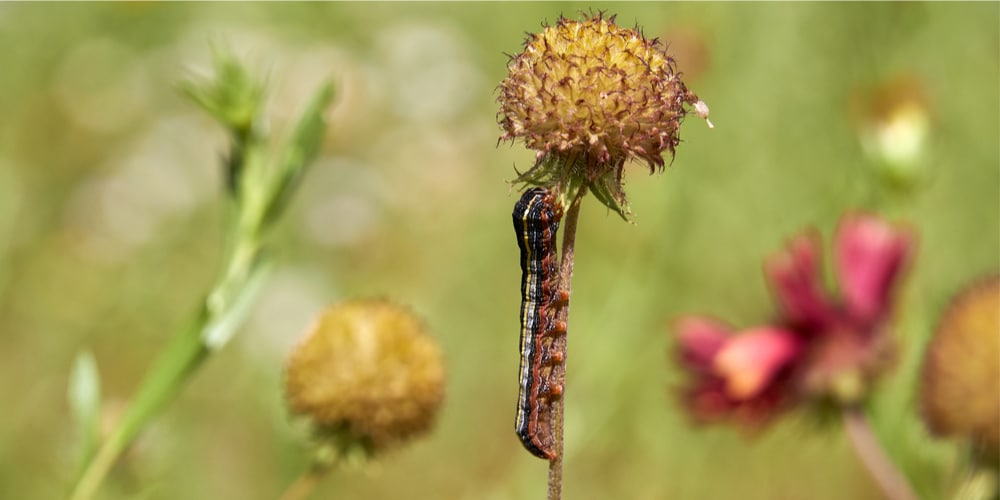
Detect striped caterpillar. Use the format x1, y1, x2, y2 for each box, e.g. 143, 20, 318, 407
512, 187, 567, 460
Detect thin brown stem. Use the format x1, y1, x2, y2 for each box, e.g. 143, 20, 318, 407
548, 190, 584, 500
278, 459, 335, 500
842, 406, 918, 500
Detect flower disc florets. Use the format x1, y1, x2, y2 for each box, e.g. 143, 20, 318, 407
498, 13, 706, 218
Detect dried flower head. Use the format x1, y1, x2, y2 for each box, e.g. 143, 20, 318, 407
498, 13, 710, 218
920, 275, 1000, 456
284, 298, 445, 456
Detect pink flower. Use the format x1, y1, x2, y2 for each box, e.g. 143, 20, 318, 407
676, 317, 801, 425
674, 213, 913, 425
767, 214, 912, 335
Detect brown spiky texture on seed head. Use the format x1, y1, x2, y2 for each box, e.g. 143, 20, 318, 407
497, 13, 704, 219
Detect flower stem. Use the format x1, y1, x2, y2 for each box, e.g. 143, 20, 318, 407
279, 458, 337, 500
70, 180, 270, 500
548, 190, 584, 500
69, 241, 269, 500
68, 54, 331, 500
842, 406, 918, 500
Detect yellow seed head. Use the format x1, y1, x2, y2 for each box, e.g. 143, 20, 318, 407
920, 275, 1000, 455
498, 13, 707, 219
499, 14, 699, 169
284, 299, 445, 456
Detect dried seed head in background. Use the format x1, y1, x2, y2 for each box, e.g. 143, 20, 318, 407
920, 275, 1000, 459
497, 13, 710, 218
284, 298, 446, 457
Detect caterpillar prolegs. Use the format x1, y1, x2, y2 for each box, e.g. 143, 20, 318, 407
512, 187, 567, 460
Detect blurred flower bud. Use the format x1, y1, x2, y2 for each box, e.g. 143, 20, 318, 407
284, 299, 445, 457
920, 275, 999, 461
658, 25, 711, 82
498, 13, 710, 218
852, 74, 931, 192
180, 48, 264, 136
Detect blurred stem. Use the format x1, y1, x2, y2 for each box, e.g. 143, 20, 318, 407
69, 232, 268, 500
279, 457, 338, 500
69, 316, 211, 500
548, 189, 584, 500
68, 54, 329, 500
842, 406, 918, 500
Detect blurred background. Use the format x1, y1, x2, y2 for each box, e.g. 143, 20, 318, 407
0, 3, 996, 499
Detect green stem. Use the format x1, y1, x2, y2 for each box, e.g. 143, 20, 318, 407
547, 190, 584, 500
70, 53, 330, 500
278, 458, 337, 500
69, 314, 210, 500
842, 406, 918, 500
69, 236, 266, 500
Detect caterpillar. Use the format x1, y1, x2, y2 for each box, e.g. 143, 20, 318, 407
512, 187, 566, 460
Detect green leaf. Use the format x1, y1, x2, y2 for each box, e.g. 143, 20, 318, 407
261, 82, 335, 229
202, 254, 274, 350
68, 350, 102, 469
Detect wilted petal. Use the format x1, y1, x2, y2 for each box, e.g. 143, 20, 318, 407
675, 316, 732, 372
836, 214, 912, 326
683, 367, 791, 427
765, 233, 836, 332
685, 379, 738, 423
713, 327, 802, 400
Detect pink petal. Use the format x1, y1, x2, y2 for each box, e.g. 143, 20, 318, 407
686, 381, 738, 423
713, 327, 802, 400
836, 214, 912, 326
675, 316, 732, 372
765, 232, 837, 332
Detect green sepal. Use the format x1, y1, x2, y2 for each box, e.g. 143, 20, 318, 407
178, 47, 266, 198
512, 152, 633, 221
589, 171, 632, 222
177, 47, 264, 136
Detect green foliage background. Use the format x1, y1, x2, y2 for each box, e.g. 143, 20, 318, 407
0, 3, 996, 499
